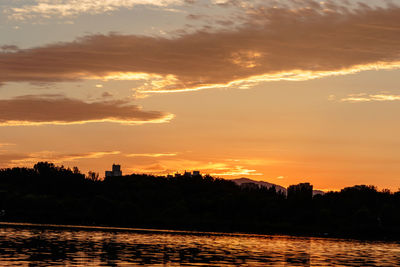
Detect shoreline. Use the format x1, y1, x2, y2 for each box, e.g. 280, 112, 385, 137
1, 221, 398, 243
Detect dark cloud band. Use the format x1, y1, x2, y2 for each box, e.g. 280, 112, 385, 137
0, 95, 173, 126
1, 3, 400, 91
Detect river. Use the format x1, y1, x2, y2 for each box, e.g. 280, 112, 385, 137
0, 223, 399, 266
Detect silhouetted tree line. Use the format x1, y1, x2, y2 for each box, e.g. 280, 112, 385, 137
0, 162, 400, 240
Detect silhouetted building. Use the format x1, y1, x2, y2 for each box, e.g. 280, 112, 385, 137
287, 183, 313, 201
105, 164, 122, 178
172, 171, 201, 178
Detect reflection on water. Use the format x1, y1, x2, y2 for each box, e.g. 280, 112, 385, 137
0, 223, 399, 266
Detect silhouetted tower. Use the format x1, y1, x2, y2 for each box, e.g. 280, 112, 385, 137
105, 164, 122, 178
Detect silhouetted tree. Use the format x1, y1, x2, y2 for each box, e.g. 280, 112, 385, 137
87, 171, 99, 182
0, 162, 399, 239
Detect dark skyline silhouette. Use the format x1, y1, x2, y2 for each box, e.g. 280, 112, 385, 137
0, 161, 399, 240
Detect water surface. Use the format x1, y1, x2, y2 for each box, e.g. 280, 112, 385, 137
0, 223, 399, 266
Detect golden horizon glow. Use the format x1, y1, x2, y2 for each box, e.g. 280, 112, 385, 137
126, 153, 177, 157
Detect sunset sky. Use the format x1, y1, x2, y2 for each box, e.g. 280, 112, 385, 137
1, 0, 400, 191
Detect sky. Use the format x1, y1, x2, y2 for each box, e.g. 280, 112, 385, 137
1, 0, 400, 191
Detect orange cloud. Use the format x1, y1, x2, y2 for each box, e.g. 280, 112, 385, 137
0, 95, 173, 126
125, 157, 267, 177
0, 150, 121, 167
1, 3, 400, 92
340, 93, 400, 103
126, 153, 177, 157
0, 143, 15, 148
209, 166, 263, 176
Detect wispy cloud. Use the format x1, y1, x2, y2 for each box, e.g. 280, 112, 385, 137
0, 94, 174, 126
126, 153, 177, 157
210, 166, 263, 176
126, 157, 265, 177
1, 3, 400, 93
5, 0, 184, 21
0, 150, 120, 167
0, 143, 15, 148
59, 151, 121, 161
340, 93, 400, 103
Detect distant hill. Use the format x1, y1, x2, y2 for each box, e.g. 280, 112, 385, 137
229, 178, 325, 196
230, 178, 287, 193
